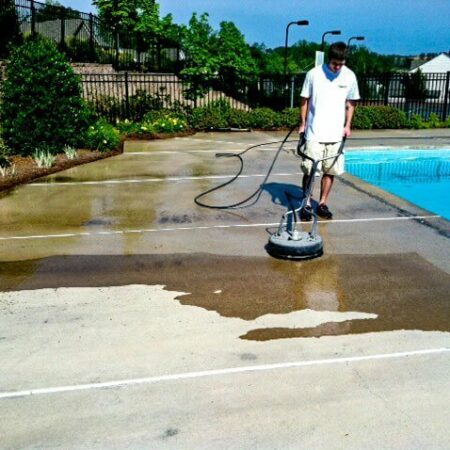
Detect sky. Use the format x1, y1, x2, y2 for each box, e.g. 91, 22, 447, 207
66, 0, 449, 55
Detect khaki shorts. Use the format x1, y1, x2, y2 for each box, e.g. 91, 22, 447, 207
300, 141, 345, 176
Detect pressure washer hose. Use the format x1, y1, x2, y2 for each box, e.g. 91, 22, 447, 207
194, 125, 299, 209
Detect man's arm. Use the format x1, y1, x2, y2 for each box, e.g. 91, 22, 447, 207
299, 97, 309, 134
344, 100, 357, 137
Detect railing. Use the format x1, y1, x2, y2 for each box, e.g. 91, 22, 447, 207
78, 71, 450, 121
14, 0, 181, 71
81, 73, 251, 121
257, 72, 450, 119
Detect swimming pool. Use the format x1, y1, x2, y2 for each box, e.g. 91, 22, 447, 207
345, 149, 450, 220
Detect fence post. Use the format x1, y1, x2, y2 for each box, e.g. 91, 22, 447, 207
442, 71, 450, 121
30, 0, 36, 37
290, 76, 295, 108
383, 73, 391, 106
89, 13, 95, 62
124, 71, 130, 119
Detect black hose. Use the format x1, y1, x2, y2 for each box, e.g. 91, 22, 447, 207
194, 125, 299, 209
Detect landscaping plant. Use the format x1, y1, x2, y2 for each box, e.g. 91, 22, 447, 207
84, 120, 120, 151
0, 37, 90, 156
33, 149, 56, 168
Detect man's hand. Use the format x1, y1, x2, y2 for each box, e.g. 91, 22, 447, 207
343, 126, 352, 137
299, 124, 306, 135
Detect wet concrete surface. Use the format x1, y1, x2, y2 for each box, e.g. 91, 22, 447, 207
1, 252, 449, 342
1, 130, 450, 449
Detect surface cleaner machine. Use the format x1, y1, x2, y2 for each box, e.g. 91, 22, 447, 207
194, 128, 345, 260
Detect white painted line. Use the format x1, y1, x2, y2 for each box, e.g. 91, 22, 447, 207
0, 215, 440, 241
29, 172, 303, 186
1, 347, 448, 399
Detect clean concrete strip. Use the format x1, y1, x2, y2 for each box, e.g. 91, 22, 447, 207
29, 172, 303, 186
0, 215, 440, 241
1, 348, 448, 400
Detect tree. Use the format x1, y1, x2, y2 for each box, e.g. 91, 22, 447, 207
179, 13, 219, 102
0, 0, 23, 59
215, 21, 257, 97
403, 68, 427, 100
1, 38, 89, 155
35, 0, 80, 22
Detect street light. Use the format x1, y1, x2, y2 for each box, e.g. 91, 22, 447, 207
321, 30, 341, 51
284, 20, 309, 77
347, 36, 365, 47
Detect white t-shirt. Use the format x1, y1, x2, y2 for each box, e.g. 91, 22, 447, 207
300, 64, 360, 142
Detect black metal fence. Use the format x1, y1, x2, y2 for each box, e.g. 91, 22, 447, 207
14, 0, 181, 71
81, 73, 251, 121
79, 71, 450, 121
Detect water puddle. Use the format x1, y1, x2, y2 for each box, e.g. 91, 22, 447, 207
0, 253, 449, 340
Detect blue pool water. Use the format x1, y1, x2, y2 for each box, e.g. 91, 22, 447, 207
345, 149, 450, 220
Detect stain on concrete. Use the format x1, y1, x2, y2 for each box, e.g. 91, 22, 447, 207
240, 353, 258, 360
161, 428, 179, 439
0, 253, 449, 340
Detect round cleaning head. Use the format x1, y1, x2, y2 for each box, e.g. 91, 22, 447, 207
267, 230, 323, 260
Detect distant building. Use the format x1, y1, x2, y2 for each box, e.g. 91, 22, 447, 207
409, 53, 450, 74
409, 53, 450, 101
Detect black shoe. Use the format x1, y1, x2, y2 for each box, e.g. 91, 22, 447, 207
317, 204, 333, 219
300, 206, 313, 222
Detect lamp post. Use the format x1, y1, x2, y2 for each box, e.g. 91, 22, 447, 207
321, 30, 341, 51
347, 36, 365, 48
284, 20, 309, 77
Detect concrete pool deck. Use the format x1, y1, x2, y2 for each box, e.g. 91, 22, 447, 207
0, 129, 449, 449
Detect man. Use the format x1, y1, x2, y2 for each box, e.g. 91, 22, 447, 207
299, 41, 359, 220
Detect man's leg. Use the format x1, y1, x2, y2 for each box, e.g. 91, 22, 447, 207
319, 174, 334, 205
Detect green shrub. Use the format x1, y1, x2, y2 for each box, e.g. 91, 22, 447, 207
352, 107, 374, 129
115, 119, 142, 136
84, 120, 120, 151
1, 37, 90, 155
187, 99, 236, 129
352, 106, 407, 129
428, 113, 441, 128
371, 106, 407, 129
248, 108, 279, 129
408, 114, 428, 129
279, 108, 300, 128
153, 116, 187, 133
228, 109, 251, 128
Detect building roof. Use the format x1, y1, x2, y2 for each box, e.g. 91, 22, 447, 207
410, 53, 450, 73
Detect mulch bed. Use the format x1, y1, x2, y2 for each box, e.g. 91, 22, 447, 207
0, 130, 196, 194
0, 147, 123, 193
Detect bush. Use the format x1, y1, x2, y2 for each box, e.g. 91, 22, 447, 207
371, 106, 407, 129
1, 37, 90, 155
352, 106, 407, 129
427, 113, 441, 128
115, 119, 142, 136
279, 108, 300, 128
352, 107, 373, 129
189, 102, 230, 129
248, 108, 279, 129
228, 109, 251, 128
84, 120, 120, 151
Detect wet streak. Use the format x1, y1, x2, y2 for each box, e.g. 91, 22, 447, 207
0, 253, 449, 340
